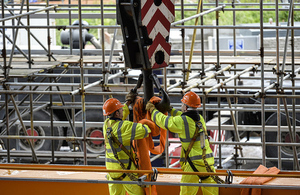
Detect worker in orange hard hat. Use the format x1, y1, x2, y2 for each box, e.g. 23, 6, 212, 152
103, 92, 151, 195
146, 91, 223, 195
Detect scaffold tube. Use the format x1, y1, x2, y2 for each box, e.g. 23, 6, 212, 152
0, 164, 299, 179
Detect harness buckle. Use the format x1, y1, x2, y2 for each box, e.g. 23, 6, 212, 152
196, 121, 202, 132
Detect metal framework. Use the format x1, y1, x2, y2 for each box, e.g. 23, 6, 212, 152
0, 0, 300, 173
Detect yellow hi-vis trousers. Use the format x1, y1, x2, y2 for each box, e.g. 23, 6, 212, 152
107, 174, 145, 195
180, 163, 219, 195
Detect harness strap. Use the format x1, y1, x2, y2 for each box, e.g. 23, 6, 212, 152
182, 119, 225, 184
202, 148, 225, 184
107, 120, 138, 169
183, 148, 209, 181
110, 158, 132, 180
184, 121, 205, 163
105, 120, 138, 181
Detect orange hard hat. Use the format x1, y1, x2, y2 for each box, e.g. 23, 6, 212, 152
181, 91, 201, 108
103, 98, 124, 116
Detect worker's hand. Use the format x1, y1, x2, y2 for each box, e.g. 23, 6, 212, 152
145, 101, 156, 113
125, 90, 138, 103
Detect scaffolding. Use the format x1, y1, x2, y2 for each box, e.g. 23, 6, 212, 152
0, 0, 300, 172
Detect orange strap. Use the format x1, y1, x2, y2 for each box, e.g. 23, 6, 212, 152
133, 96, 167, 155
132, 96, 167, 195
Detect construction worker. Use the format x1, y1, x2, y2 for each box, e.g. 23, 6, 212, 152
103, 94, 151, 195
145, 91, 220, 195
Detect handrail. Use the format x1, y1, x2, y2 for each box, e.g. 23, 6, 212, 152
0, 164, 299, 179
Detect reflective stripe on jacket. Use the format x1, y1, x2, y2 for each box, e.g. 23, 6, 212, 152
104, 104, 151, 179
151, 108, 214, 167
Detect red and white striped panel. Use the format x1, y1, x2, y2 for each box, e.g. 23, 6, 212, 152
141, 0, 175, 69
210, 129, 225, 157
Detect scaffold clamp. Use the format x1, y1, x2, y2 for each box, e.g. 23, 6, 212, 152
138, 175, 147, 188
225, 170, 233, 184
151, 168, 158, 181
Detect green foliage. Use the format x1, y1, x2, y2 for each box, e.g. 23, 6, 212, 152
55, 3, 300, 46
174, 3, 300, 26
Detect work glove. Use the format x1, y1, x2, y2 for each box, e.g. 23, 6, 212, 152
125, 90, 138, 103
145, 101, 156, 113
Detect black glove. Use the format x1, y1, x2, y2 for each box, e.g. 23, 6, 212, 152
126, 90, 138, 103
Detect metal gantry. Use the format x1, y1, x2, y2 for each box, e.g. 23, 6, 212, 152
0, 0, 299, 172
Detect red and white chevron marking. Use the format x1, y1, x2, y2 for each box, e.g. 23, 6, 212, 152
141, 0, 175, 69
210, 129, 225, 157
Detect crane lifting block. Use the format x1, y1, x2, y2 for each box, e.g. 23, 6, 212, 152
117, 0, 174, 70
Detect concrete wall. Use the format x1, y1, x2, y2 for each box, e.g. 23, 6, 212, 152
264, 36, 300, 51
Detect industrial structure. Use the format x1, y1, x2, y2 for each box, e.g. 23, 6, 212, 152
0, 0, 300, 193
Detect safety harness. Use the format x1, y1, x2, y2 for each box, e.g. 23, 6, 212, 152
183, 120, 225, 184
105, 120, 139, 181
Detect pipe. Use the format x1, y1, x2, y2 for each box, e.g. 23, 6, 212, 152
253, 66, 300, 98
180, 0, 186, 88
259, 0, 266, 167
291, 0, 297, 170
223, 87, 244, 158
205, 65, 257, 95
70, 71, 123, 95
0, 5, 57, 22
4, 86, 38, 162
282, 97, 300, 170
0, 29, 29, 61
107, 22, 118, 73
3, 4, 56, 64
275, 0, 281, 169
0, 165, 300, 179
85, 33, 101, 49
171, 5, 225, 26
200, 0, 206, 122
46, 0, 51, 62
185, 0, 202, 82
182, 65, 232, 93
55, 82, 82, 151
5, 94, 10, 163
0, 69, 68, 129
77, 0, 87, 165
2, 24, 300, 30
5, 90, 300, 99
0, 103, 48, 130
2, 135, 299, 147
280, 0, 295, 89
26, 0, 32, 69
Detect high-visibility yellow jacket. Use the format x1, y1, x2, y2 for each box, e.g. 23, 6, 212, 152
151, 108, 214, 168
104, 104, 151, 179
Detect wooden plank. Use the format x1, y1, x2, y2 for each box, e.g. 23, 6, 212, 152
0, 61, 61, 78
0, 69, 46, 78
0, 165, 299, 195
267, 56, 300, 65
